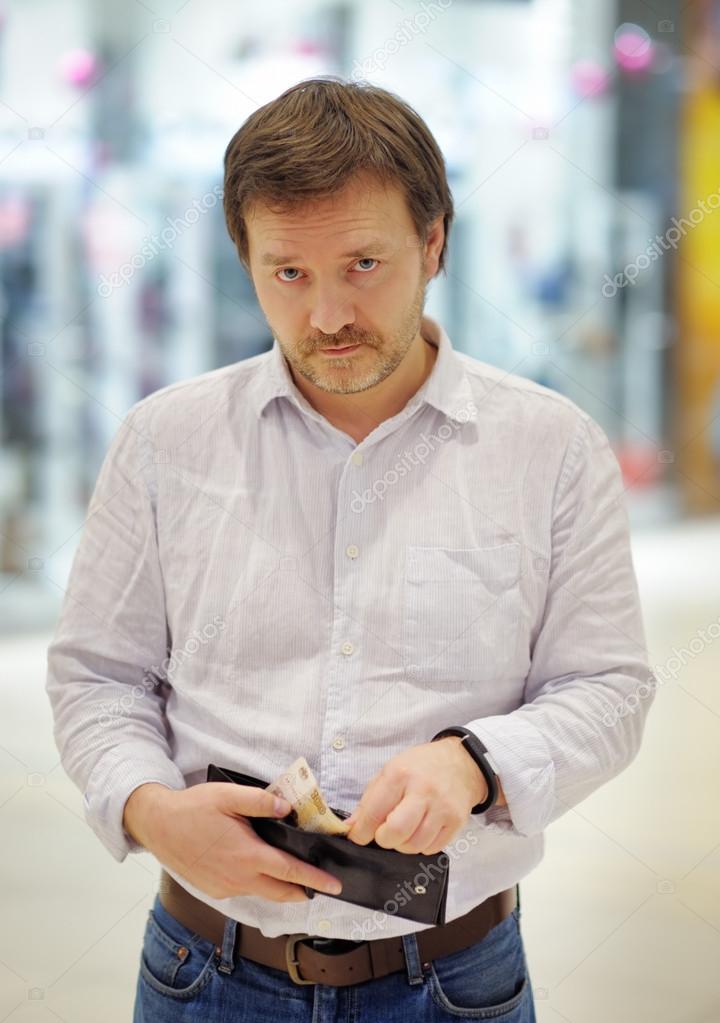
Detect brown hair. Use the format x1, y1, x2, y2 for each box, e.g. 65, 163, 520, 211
222, 76, 454, 276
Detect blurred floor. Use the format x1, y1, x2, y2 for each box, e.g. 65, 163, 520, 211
1, 517, 719, 1022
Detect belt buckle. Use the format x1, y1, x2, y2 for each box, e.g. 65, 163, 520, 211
285, 934, 316, 986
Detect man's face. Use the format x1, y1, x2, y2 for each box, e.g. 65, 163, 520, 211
245, 175, 437, 395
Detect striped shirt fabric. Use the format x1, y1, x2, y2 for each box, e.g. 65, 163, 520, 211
45, 313, 655, 939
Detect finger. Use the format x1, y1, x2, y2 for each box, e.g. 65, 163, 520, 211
259, 844, 343, 896
394, 812, 446, 854
253, 874, 310, 902
347, 772, 407, 845
418, 822, 453, 856
374, 794, 428, 849
217, 783, 291, 819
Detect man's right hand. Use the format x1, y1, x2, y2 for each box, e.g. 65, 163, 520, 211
123, 781, 343, 903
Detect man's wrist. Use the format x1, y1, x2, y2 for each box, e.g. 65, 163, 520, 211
438, 734, 508, 809
123, 782, 174, 848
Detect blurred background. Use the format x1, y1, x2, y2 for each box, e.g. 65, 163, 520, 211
1, 1, 719, 1021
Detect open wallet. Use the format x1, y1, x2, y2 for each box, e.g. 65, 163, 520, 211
206, 763, 449, 925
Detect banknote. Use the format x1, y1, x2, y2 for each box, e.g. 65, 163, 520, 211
267, 756, 350, 835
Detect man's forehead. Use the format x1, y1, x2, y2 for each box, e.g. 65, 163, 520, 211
248, 195, 411, 263
250, 190, 401, 227
247, 175, 409, 229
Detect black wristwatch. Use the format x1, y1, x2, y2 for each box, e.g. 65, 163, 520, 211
431, 725, 499, 813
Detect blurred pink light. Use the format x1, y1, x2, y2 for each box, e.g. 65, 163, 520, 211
293, 40, 326, 56
0, 196, 30, 248
570, 60, 611, 98
613, 24, 654, 73
58, 48, 99, 88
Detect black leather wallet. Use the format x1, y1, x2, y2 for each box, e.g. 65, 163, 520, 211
206, 763, 449, 925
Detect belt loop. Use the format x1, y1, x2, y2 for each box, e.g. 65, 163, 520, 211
400, 932, 426, 987
217, 916, 239, 975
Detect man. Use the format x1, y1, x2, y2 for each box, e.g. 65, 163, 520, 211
46, 77, 655, 1022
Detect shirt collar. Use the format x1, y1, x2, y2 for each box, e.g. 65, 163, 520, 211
249, 313, 478, 426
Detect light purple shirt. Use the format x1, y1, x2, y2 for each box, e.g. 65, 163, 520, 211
46, 313, 655, 939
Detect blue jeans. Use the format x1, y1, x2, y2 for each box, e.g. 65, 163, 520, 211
132, 892, 537, 1021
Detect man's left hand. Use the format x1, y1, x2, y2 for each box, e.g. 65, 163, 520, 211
344, 737, 488, 855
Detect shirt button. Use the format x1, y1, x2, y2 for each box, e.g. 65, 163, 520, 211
351, 451, 364, 465
317, 919, 331, 932
332, 737, 345, 751
346, 544, 359, 559
341, 641, 354, 656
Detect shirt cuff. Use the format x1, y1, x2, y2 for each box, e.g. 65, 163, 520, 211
464, 714, 555, 837
82, 746, 187, 862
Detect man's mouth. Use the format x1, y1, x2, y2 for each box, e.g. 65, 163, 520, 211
318, 342, 364, 357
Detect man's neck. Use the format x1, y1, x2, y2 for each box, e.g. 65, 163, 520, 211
290, 334, 438, 444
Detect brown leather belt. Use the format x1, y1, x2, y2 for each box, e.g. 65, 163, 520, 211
158, 869, 518, 987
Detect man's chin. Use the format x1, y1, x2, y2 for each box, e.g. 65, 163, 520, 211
299, 361, 387, 395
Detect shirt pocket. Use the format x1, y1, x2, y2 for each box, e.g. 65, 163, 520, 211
402, 543, 523, 685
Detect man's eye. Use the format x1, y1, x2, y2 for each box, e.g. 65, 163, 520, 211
354, 258, 378, 272
275, 258, 379, 283
276, 267, 304, 282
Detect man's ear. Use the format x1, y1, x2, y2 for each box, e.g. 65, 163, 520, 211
423, 214, 445, 279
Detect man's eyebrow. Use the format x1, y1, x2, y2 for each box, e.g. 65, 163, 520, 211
260, 240, 390, 268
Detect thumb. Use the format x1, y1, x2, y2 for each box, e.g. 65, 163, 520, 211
221, 784, 291, 819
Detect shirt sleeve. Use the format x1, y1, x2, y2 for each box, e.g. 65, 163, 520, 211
45, 400, 186, 863
464, 413, 656, 837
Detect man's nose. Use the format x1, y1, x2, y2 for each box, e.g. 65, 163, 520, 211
309, 285, 355, 336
